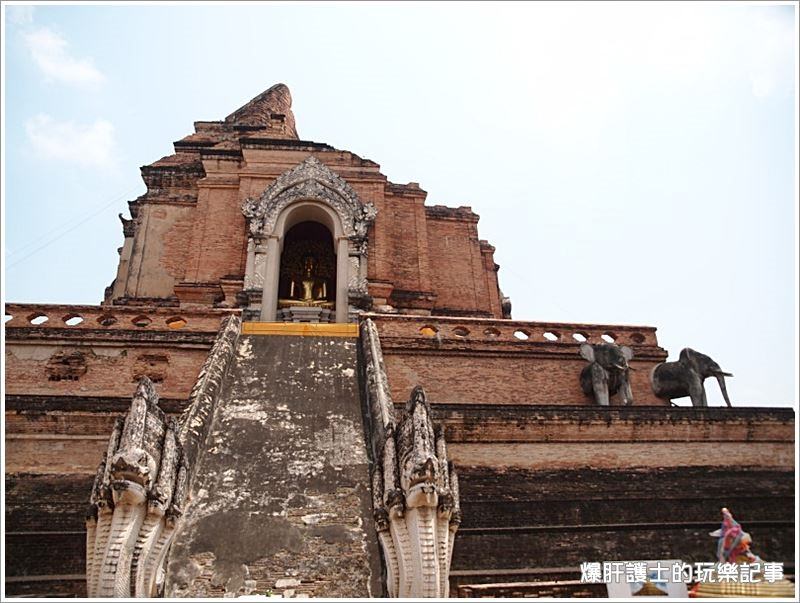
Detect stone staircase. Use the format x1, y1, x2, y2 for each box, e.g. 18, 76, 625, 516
164, 327, 381, 597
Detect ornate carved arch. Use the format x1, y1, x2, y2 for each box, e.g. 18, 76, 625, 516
241, 156, 376, 322
241, 156, 377, 239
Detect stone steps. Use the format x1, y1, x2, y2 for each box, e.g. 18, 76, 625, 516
164, 333, 381, 598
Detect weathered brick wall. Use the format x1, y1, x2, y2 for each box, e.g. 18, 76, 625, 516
480, 240, 502, 316
5, 342, 208, 400
185, 180, 246, 285
3, 305, 230, 597
107, 106, 504, 318
117, 152, 204, 300
3, 307, 229, 470
5, 473, 93, 597
384, 191, 427, 294
438, 405, 795, 470
371, 313, 669, 405
161, 203, 208, 285
4, 305, 230, 399
433, 405, 796, 593
126, 203, 198, 299
426, 207, 499, 317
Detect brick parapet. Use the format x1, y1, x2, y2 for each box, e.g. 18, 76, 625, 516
4, 305, 234, 400
4, 303, 237, 335
367, 313, 670, 405
367, 312, 665, 356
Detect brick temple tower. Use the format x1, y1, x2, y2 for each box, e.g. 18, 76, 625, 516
105, 83, 504, 324
4, 84, 795, 598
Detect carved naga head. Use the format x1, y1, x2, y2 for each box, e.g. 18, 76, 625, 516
110, 377, 160, 492
398, 386, 439, 508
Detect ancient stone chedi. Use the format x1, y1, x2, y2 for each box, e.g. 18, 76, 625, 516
103, 83, 504, 322
4, 83, 795, 598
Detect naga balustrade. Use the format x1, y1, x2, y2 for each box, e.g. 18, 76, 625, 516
361, 318, 461, 598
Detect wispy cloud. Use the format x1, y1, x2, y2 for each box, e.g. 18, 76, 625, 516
25, 114, 117, 168
23, 26, 105, 86
7, 5, 35, 25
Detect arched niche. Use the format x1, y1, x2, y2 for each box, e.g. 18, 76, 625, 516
259, 201, 350, 323
278, 221, 337, 304
242, 156, 376, 323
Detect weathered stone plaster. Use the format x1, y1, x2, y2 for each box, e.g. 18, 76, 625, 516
165, 333, 380, 597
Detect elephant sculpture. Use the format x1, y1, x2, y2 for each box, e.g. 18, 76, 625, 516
651, 348, 733, 407
579, 343, 634, 406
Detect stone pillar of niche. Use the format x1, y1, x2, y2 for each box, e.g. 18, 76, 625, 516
346, 238, 370, 322
336, 237, 350, 324
243, 238, 256, 289
241, 236, 265, 321
249, 236, 269, 294
259, 235, 281, 322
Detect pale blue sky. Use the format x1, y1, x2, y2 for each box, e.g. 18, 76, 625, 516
2, 2, 797, 406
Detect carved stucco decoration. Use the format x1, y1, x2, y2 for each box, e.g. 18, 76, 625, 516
362, 318, 461, 597
45, 350, 87, 382
87, 315, 242, 598
241, 155, 376, 307
132, 353, 169, 384
375, 387, 461, 598
241, 155, 377, 240
86, 377, 187, 598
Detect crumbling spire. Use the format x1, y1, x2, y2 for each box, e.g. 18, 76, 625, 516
224, 83, 298, 138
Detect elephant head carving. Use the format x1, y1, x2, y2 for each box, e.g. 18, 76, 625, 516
579, 343, 634, 406
651, 347, 733, 407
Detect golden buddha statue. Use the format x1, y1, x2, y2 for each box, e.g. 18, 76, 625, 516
278, 254, 334, 309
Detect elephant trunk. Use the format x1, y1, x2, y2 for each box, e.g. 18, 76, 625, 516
714, 373, 733, 407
